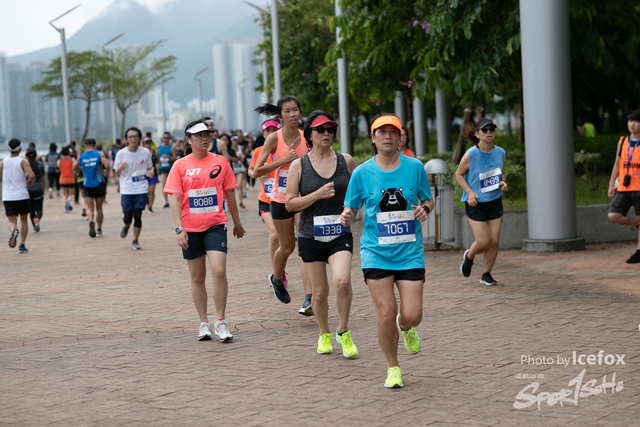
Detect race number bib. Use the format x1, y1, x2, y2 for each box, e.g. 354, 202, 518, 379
313, 215, 346, 242
376, 211, 415, 245
131, 170, 147, 182
160, 156, 171, 168
263, 178, 275, 198
479, 168, 502, 193
277, 169, 288, 193
188, 187, 219, 214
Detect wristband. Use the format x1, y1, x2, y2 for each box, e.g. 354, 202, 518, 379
422, 205, 431, 214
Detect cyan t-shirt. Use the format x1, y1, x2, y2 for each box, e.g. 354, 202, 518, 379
344, 155, 432, 270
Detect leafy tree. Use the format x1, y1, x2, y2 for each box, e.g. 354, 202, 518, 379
256, 0, 337, 114
30, 51, 112, 143
110, 41, 177, 138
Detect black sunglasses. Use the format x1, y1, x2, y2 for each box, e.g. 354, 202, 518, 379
312, 126, 336, 135
480, 126, 496, 133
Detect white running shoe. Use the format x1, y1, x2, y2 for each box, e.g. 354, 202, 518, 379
214, 319, 233, 342
198, 322, 212, 341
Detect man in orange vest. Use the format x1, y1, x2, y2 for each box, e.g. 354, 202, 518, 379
608, 110, 640, 264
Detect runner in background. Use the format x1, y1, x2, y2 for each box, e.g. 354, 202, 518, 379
253, 96, 313, 314
248, 118, 281, 287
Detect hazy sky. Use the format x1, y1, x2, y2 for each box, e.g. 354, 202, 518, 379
0, 0, 176, 57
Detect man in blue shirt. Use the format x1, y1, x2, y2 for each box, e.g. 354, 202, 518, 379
74, 139, 109, 238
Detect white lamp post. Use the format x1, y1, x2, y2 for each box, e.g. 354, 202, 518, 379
100, 32, 125, 144
49, 4, 80, 146
193, 67, 208, 117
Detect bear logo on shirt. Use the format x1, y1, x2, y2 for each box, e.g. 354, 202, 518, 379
379, 188, 407, 212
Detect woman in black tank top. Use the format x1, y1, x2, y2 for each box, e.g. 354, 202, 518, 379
285, 110, 359, 357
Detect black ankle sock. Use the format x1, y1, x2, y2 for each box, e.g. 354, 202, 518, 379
305, 294, 312, 301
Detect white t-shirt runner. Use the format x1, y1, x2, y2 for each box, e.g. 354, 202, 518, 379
113, 146, 153, 195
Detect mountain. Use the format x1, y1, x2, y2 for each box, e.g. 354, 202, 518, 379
7, 0, 263, 105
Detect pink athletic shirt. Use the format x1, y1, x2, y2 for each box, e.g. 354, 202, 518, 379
164, 153, 237, 232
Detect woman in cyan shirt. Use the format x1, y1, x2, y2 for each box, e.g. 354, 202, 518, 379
164, 119, 245, 343
455, 118, 507, 287
341, 113, 434, 390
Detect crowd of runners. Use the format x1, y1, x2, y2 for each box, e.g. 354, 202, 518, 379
3, 98, 640, 389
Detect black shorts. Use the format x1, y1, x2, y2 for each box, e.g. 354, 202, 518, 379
60, 183, 75, 189
258, 201, 270, 217
182, 224, 228, 260
362, 268, 425, 282
609, 191, 640, 215
4, 199, 30, 217
465, 197, 503, 222
83, 182, 107, 199
46, 172, 59, 187
270, 201, 296, 220
297, 233, 353, 263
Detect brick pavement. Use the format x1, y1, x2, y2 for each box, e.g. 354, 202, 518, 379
1, 182, 639, 426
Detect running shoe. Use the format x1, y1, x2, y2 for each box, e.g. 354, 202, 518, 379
317, 333, 333, 354
18, 243, 28, 254
8, 228, 19, 248
148, 207, 154, 214
214, 319, 234, 342
132, 240, 142, 250
81, 208, 86, 217
49, 193, 53, 199
282, 270, 288, 287
33, 218, 40, 232
298, 298, 313, 316
384, 366, 404, 389
89, 221, 96, 238
335, 330, 358, 358
269, 274, 291, 304
163, 201, 170, 208
480, 273, 498, 286
198, 322, 212, 341
625, 250, 640, 264
460, 249, 473, 277
96, 229, 103, 237
396, 314, 422, 355
67, 203, 73, 212
120, 225, 129, 238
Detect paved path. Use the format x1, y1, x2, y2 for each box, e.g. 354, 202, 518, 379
1, 182, 639, 426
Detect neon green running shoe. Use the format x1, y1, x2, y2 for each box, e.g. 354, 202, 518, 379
384, 366, 404, 389
317, 333, 333, 354
335, 330, 358, 358
396, 314, 422, 355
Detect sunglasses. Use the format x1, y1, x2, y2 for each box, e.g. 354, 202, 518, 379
312, 126, 336, 135
480, 126, 496, 133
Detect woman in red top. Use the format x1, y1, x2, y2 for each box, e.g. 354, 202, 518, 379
57, 146, 76, 212
253, 96, 313, 314
164, 119, 245, 342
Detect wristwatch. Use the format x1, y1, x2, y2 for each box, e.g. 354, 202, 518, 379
422, 205, 431, 214
175, 226, 185, 234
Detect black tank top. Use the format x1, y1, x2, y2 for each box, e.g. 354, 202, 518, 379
298, 151, 350, 238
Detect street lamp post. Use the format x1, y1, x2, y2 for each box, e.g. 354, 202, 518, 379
243, 1, 277, 104
193, 67, 208, 117
100, 32, 125, 145
49, 4, 80, 146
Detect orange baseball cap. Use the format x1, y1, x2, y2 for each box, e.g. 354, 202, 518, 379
370, 115, 402, 133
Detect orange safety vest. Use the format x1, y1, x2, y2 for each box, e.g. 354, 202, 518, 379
617, 136, 640, 192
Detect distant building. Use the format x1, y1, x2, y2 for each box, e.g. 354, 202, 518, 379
0, 53, 10, 142
212, 40, 261, 133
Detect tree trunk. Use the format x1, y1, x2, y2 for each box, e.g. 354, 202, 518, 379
451, 102, 474, 165
81, 101, 91, 144
119, 106, 128, 140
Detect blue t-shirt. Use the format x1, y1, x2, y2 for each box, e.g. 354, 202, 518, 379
79, 150, 104, 188
461, 146, 505, 203
344, 155, 432, 270
158, 144, 173, 171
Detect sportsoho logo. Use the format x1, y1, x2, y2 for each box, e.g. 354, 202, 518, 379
513, 350, 625, 410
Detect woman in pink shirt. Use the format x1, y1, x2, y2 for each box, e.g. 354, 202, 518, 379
164, 119, 245, 342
